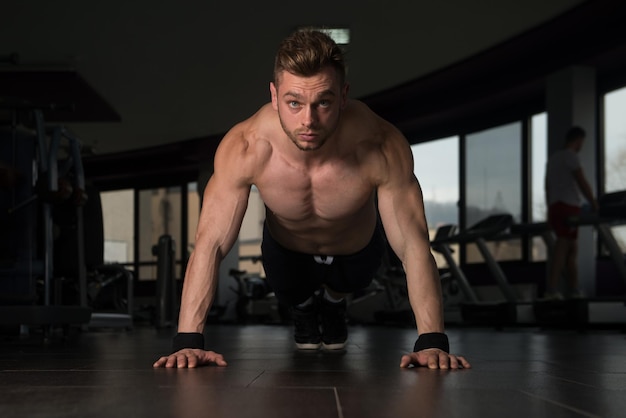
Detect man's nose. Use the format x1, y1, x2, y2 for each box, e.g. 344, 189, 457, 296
302, 106, 318, 127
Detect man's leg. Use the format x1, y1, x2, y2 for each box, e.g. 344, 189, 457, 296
318, 228, 385, 350
547, 237, 570, 299
319, 286, 349, 350
565, 239, 583, 297
261, 225, 324, 350
291, 295, 323, 350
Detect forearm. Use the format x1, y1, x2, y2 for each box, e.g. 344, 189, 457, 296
177, 248, 221, 333
405, 252, 445, 335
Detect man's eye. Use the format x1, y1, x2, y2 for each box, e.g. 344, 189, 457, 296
288, 101, 299, 108
319, 100, 330, 107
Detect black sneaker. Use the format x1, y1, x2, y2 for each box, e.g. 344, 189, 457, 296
319, 297, 348, 350
292, 301, 322, 350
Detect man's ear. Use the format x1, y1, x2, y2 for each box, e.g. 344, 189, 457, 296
270, 82, 278, 110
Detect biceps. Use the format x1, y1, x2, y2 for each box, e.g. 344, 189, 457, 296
196, 176, 250, 256
378, 181, 430, 262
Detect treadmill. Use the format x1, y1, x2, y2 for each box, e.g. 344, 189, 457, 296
509, 222, 555, 256
510, 222, 588, 327
431, 214, 530, 326
568, 190, 626, 325
431, 224, 466, 324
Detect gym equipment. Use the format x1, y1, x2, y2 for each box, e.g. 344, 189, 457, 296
582, 191, 626, 288
152, 235, 178, 328
507, 221, 587, 327
431, 224, 468, 324
529, 192, 626, 328
59, 180, 133, 330
84, 265, 133, 326
1, 100, 133, 335
228, 256, 285, 323
509, 222, 555, 257
431, 214, 533, 326
348, 225, 462, 326
564, 190, 626, 325
0, 102, 91, 336
347, 235, 413, 325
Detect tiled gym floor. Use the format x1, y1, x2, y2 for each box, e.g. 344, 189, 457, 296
1, 324, 625, 418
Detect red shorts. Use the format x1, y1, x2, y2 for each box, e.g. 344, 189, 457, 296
548, 202, 581, 239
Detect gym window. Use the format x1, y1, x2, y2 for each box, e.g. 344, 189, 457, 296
465, 122, 523, 263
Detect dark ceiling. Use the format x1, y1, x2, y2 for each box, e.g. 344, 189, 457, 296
363, 0, 626, 143
3, 0, 626, 190
77, 0, 626, 191
2, 0, 584, 153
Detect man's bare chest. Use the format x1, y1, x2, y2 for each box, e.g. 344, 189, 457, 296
254, 160, 374, 223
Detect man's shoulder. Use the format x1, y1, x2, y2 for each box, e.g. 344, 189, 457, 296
548, 149, 580, 173
221, 104, 275, 149
215, 104, 275, 174
342, 101, 411, 182
344, 100, 379, 125
343, 100, 399, 144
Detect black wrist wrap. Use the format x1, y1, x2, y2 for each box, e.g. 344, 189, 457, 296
414, 332, 449, 353
173, 332, 205, 351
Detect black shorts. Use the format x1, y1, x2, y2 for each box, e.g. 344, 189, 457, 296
261, 223, 385, 306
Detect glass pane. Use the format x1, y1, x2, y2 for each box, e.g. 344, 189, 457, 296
101, 189, 134, 268
187, 182, 200, 270
465, 122, 522, 262
411, 136, 459, 268
604, 86, 626, 193
239, 186, 264, 276
603, 86, 626, 252
138, 187, 182, 281
531, 113, 548, 261
531, 113, 548, 222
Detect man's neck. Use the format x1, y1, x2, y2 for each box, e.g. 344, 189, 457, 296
282, 130, 343, 169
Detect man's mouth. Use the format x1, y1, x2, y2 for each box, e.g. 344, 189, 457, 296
298, 132, 317, 141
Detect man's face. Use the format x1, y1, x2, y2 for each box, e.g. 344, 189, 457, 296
270, 66, 348, 152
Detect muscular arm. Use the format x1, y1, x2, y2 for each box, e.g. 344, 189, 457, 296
375, 132, 444, 336
374, 123, 469, 369
154, 127, 253, 368
178, 166, 251, 333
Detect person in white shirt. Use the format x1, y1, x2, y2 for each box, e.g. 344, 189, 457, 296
545, 126, 598, 299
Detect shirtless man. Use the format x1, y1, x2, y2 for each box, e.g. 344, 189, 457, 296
154, 30, 470, 370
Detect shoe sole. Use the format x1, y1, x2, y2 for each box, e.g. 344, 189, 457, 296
296, 342, 322, 350
322, 342, 346, 350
